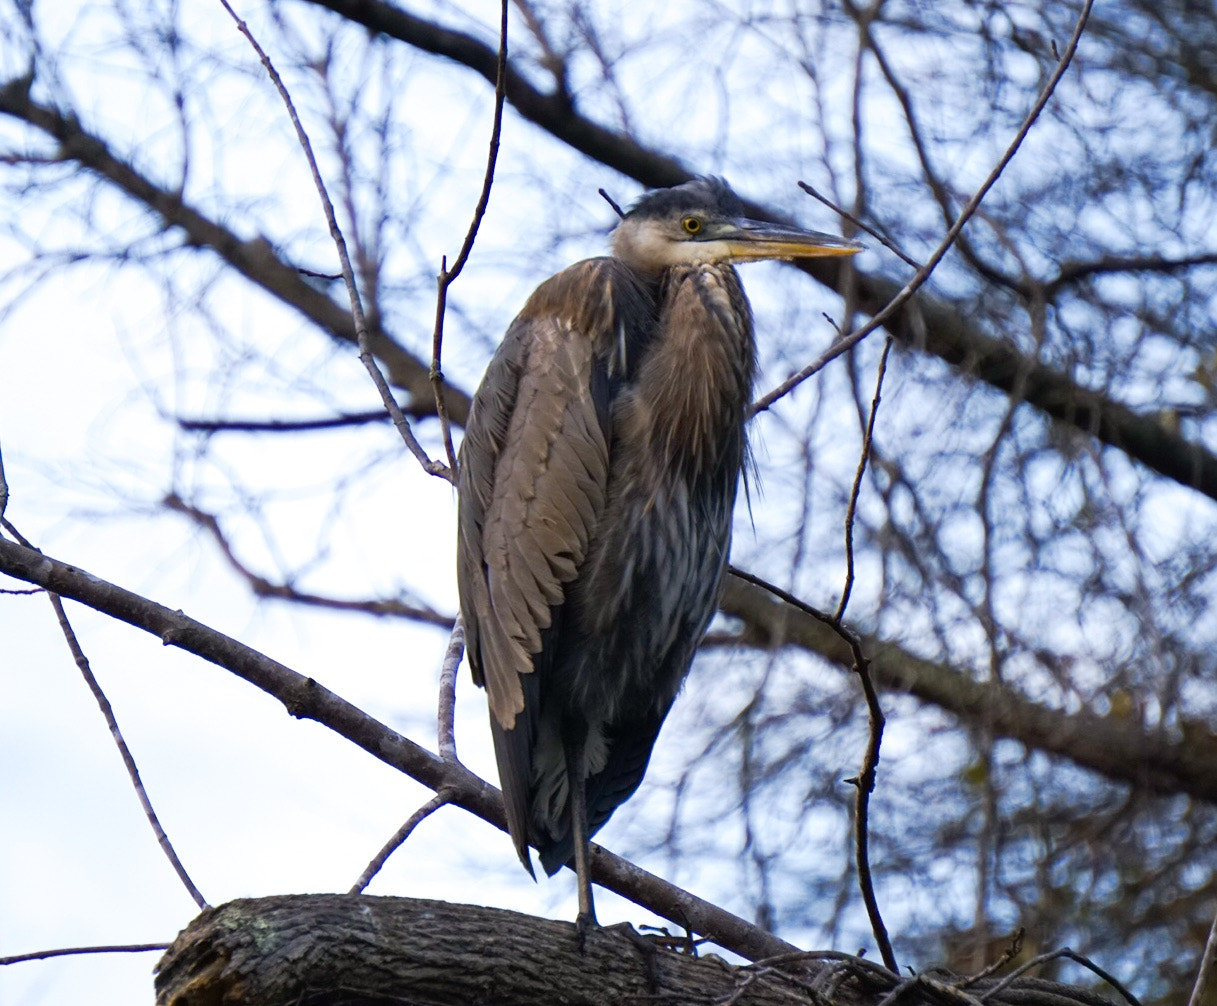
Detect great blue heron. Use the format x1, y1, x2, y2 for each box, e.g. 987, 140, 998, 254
457, 177, 861, 932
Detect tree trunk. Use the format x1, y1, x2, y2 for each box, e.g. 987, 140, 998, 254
154, 895, 1123, 1006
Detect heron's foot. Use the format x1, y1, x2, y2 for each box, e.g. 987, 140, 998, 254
606, 922, 663, 991
575, 910, 598, 953
638, 915, 702, 956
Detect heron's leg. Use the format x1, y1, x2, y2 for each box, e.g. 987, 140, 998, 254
565, 732, 597, 944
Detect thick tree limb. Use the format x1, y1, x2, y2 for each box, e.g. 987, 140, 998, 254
305, 0, 692, 189
152, 895, 1122, 1006
298, 0, 1217, 505
3, 533, 1215, 829
5, 51, 1216, 501
154, 896, 800, 1006
4, 30, 1215, 507
720, 574, 1217, 804
0, 536, 791, 963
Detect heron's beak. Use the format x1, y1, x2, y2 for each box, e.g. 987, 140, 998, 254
716, 219, 864, 262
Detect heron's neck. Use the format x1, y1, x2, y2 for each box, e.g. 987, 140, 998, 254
624, 264, 755, 480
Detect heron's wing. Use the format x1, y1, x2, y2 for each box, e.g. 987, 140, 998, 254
458, 259, 635, 863
458, 316, 610, 726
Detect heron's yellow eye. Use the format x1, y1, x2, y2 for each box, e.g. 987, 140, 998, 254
681, 216, 702, 235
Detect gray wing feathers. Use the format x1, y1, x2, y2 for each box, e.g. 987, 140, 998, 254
460, 314, 609, 732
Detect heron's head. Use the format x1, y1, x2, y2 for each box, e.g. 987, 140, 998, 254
610, 177, 863, 273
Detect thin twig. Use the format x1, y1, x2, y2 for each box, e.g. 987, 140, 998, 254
751, 0, 1093, 416
217, 0, 453, 482
177, 409, 393, 434
1187, 908, 1217, 1006
430, 0, 508, 476
798, 182, 918, 269
49, 591, 210, 909
960, 928, 1025, 988
0, 943, 170, 966
2, 517, 209, 909
846, 651, 894, 972
979, 947, 1142, 1006
834, 336, 892, 623
438, 615, 465, 762
726, 564, 895, 970
348, 791, 454, 894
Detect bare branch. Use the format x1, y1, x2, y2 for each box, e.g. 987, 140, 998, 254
0, 536, 797, 963
176, 410, 394, 434
0, 517, 208, 910
0, 943, 169, 966
163, 494, 453, 627
980, 947, 1143, 1006
217, 0, 454, 483
438, 615, 465, 762
349, 791, 452, 894
751, 0, 1094, 416
847, 650, 893, 973
429, 0, 509, 475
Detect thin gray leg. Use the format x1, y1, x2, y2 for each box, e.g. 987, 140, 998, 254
565, 733, 597, 944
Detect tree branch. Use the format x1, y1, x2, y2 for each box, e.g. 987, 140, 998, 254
0, 536, 794, 964
719, 573, 1217, 805
294, 1, 1217, 505
163, 493, 453, 626
0, 75, 469, 427
220, 0, 452, 480
151, 894, 1127, 1006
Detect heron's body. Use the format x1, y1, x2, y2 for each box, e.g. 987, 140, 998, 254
456, 178, 860, 928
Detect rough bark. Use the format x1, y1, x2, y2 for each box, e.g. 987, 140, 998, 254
154, 895, 1121, 1006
